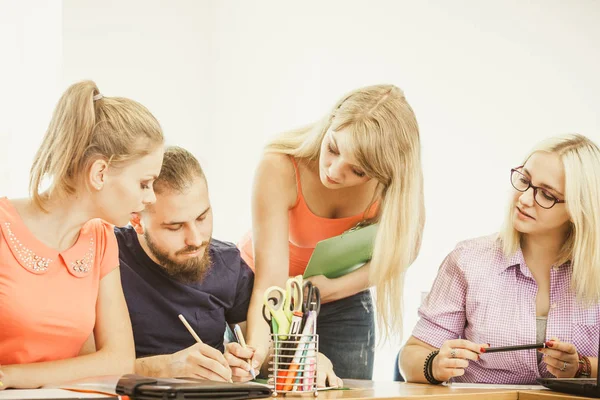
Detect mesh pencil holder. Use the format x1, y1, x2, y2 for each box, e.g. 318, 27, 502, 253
268, 333, 319, 397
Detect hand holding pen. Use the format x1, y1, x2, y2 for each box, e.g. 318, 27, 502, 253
432, 339, 489, 382
225, 324, 259, 382
177, 314, 233, 382
538, 338, 580, 379
225, 342, 258, 382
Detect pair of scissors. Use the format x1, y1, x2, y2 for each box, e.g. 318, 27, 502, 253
283, 276, 303, 321
302, 280, 321, 315
263, 286, 291, 339
262, 296, 280, 334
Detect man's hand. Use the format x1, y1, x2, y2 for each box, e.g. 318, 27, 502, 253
250, 345, 269, 377
225, 342, 259, 382
168, 343, 232, 382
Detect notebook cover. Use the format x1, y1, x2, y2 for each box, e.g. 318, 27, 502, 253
303, 223, 378, 279
116, 375, 272, 400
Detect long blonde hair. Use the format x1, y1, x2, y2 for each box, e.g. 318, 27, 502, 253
30, 80, 164, 211
499, 134, 600, 303
267, 84, 425, 339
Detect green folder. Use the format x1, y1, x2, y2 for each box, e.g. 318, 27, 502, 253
303, 223, 378, 279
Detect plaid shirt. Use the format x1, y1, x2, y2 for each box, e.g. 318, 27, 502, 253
413, 234, 600, 384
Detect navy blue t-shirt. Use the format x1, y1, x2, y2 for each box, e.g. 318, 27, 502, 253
115, 226, 254, 357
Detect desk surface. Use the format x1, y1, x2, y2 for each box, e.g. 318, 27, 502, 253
1, 379, 592, 400
309, 380, 593, 400
519, 391, 592, 400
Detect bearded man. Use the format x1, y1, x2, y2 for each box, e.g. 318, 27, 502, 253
116, 146, 256, 382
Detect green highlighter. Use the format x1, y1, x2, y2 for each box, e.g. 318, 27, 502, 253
303, 223, 378, 279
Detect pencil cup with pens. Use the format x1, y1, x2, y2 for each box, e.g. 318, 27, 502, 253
263, 276, 321, 396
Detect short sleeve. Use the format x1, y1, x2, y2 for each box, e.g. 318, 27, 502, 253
412, 246, 467, 348
98, 220, 119, 279
225, 256, 255, 324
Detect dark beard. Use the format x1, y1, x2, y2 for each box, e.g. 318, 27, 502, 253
144, 232, 212, 284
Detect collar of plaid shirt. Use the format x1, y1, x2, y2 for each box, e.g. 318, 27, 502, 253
501, 248, 572, 277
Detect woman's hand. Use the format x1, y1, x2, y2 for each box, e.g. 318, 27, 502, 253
432, 339, 487, 382
0, 365, 5, 390
539, 337, 579, 378
316, 353, 343, 388
0, 365, 11, 390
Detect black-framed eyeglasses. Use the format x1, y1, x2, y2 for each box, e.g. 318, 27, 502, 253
510, 167, 565, 209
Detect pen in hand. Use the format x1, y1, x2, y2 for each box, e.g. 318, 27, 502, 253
233, 324, 257, 380
483, 343, 547, 354
178, 314, 203, 342
178, 314, 234, 383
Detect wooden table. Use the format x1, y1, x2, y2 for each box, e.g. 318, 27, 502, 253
1, 380, 591, 399
306, 380, 593, 400
519, 391, 592, 400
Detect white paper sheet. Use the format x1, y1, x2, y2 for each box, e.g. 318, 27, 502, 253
0, 389, 113, 399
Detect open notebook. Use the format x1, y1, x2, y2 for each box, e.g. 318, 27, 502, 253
0, 389, 113, 399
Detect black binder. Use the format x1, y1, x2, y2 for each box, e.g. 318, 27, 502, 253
116, 375, 272, 400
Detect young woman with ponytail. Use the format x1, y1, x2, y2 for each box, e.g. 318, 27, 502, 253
238, 84, 425, 381
0, 81, 164, 388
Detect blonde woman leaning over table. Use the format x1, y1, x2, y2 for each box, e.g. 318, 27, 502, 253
0, 81, 164, 389
400, 134, 600, 384
239, 84, 425, 382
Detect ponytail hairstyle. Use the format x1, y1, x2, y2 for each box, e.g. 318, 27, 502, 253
30, 80, 164, 210
267, 84, 425, 339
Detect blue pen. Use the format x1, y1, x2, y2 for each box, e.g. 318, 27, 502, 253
233, 324, 257, 380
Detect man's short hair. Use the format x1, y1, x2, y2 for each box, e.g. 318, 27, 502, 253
154, 146, 205, 194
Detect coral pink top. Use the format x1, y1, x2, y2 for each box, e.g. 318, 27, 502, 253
0, 197, 119, 365
238, 157, 378, 277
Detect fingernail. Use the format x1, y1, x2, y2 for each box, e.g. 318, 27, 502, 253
480, 347, 486, 353
253, 360, 260, 368
487, 343, 491, 347
545, 341, 554, 348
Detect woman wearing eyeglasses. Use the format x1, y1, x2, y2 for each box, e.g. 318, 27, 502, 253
399, 134, 600, 384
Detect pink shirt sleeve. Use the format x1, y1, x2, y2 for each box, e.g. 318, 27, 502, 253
412, 246, 468, 348
98, 220, 119, 278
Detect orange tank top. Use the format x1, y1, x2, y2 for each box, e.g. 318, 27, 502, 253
238, 157, 378, 277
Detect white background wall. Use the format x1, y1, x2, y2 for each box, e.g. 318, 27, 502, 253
0, 0, 62, 197
3, 0, 600, 380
